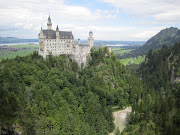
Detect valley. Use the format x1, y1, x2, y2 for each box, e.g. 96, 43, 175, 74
1, 0, 180, 134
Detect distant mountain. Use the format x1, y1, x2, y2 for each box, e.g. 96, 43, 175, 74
143, 27, 180, 49
0, 37, 38, 44
122, 27, 180, 58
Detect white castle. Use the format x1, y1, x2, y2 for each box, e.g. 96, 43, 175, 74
38, 15, 94, 67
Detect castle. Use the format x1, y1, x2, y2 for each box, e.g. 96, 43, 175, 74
38, 15, 94, 67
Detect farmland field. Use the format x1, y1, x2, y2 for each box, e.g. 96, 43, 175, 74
112, 48, 133, 55
119, 56, 145, 65
111, 47, 145, 65
0, 44, 39, 61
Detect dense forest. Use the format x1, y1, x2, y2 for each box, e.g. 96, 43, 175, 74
1, 42, 180, 135
122, 43, 180, 135
0, 47, 143, 134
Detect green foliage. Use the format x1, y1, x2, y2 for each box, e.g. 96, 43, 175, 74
123, 43, 180, 135
115, 127, 120, 135
0, 48, 143, 134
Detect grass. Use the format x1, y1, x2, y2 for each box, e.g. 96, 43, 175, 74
113, 49, 133, 55
0, 44, 39, 61
0, 49, 38, 61
112, 48, 133, 55
119, 55, 146, 65
111, 47, 145, 65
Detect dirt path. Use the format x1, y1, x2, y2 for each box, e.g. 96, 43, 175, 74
110, 107, 132, 135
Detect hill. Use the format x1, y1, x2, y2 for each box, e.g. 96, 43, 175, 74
122, 43, 180, 135
0, 48, 143, 134
0, 37, 38, 44
122, 27, 180, 58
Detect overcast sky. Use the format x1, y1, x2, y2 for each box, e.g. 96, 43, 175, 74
0, 0, 180, 41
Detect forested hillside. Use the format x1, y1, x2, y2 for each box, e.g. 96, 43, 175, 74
123, 43, 180, 135
121, 27, 180, 58
0, 47, 143, 134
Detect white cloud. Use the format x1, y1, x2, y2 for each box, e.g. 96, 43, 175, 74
100, 0, 180, 24
134, 31, 159, 39
0, 0, 121, 39
0, 0, 179, 41
132, 26, 168, 40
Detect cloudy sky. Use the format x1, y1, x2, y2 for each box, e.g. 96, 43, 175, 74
0, 0, 180, 41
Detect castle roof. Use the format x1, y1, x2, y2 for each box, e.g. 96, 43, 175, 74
42, 30, 73, 39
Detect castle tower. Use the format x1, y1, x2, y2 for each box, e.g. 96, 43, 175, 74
78, 39, 80, 44
47, 15, 52, 30
56, 25, 59, 38
38, 27, 45, 56
88, 31, 94, 48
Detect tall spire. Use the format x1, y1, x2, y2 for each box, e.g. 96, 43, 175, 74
48, 15, 51, 23
56, 25, 59, 31
47, 15, 52, 30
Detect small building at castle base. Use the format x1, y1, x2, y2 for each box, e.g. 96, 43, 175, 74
38, 15, 94, 67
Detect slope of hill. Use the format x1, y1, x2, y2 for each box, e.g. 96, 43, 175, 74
122, 27, 180, 58
122, 43, 180, 135
0, 37, 38, 43
0, 48, 143, 134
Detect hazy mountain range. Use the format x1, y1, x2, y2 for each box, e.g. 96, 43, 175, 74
0, 37, 38, 44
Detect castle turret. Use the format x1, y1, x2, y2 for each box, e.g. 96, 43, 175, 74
56, 25, 59, 38
88, 31, 94, 48
78, 39, 80, 44
38, 27, 43, 38
38, 27, 46, 59
47, 15, 52, 30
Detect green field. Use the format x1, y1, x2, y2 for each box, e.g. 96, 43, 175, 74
112, 48, 133, 55
0, 49, 38, 60
0, 44, 39, 61
111, 47, 145, 65
119, 55, 145, 65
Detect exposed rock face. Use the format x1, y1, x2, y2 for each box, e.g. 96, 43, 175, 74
110, 107, 132, 135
